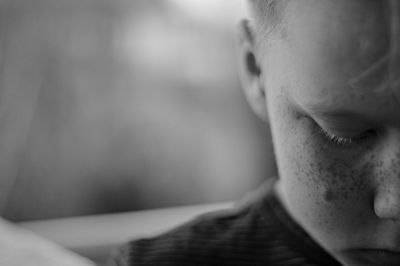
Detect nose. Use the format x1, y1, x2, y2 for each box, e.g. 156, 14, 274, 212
374, 185, 400, 220
373, 130, 400, 220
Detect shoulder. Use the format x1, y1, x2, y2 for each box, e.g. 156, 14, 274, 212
106, 178, 342, 266
109, 203, 271, 266
107, 179, 283, 266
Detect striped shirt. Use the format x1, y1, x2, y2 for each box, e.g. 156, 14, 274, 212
107, 178, 341, 266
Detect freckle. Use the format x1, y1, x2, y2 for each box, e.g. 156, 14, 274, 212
343, 190, 350, 199
323, 189, 336, 202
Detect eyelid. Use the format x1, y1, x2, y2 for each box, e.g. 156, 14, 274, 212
319, 125, 370, 138
308, 116, 377, 148
313, 117, 372, 136
318, 125, 373, 143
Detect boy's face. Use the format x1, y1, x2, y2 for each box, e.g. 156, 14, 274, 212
240, 0, 400, 265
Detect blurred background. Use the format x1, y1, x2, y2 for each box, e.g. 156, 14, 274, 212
0, 0, 276, 222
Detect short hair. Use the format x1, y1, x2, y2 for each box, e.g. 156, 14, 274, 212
248, 0, 289, 36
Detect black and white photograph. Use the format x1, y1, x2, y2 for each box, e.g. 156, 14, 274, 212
0, 1, 399, 266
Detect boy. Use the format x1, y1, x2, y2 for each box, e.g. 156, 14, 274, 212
108, 1, 400, 265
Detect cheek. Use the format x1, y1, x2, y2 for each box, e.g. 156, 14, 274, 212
272, 111, 376, 233
288, 140, 370, 206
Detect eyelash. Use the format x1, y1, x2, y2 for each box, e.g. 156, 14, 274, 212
312, 122, 377, 148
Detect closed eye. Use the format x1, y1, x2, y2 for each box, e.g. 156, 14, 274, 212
311, 120, 378, 149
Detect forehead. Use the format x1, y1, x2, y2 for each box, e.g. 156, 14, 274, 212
286, 0, 390, 66
274, 0, 400, 121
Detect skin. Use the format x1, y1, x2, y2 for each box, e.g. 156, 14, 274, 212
239, 0, 400, 265
350, 0, 400, 95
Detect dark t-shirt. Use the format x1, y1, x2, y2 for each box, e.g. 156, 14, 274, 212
107, 178, 341, 266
